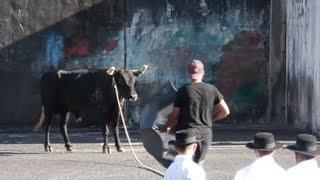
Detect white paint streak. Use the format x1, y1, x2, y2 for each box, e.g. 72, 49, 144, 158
287, 0, 320, 132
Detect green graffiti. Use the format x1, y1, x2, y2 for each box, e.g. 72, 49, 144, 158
232, 83, 264, 105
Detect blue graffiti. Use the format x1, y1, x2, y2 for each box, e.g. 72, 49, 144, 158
46, 33, 64, 69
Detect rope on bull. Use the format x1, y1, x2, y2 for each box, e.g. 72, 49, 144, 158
113, 83, 165, 177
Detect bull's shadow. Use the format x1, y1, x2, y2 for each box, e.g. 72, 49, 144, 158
0, 151, 42, 156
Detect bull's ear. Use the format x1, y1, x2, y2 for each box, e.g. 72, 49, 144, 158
106, 66, 116, 75
132, 65, 149, 76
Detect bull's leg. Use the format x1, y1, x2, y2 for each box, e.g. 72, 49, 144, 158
117, 99, 125, 152
60, 112, 73, 152
108, 119, 124, 152
101, 119, 111, 154
43, 109, 53, 152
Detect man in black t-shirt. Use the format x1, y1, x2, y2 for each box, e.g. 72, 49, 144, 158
159, 60, 230, 165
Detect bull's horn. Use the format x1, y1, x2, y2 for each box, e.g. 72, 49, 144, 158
140, 65, 149, 74
132, 65, 149, 76
106, 66, 116, 75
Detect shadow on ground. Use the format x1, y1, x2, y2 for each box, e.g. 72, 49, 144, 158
0, 123, 312, 145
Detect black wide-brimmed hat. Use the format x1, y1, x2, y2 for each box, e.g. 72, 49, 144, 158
246, 132, 282, 151
174, 130, 202, 146
286, 133, 320, 156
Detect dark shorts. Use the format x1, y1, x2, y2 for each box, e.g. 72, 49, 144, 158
193, 128, 212, 163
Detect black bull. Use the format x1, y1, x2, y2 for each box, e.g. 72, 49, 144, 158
33, 65, 148, 153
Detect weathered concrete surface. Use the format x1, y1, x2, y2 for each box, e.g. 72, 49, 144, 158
0, 0, 272, 128
269, 0, 287, 126
0, 144, 297, 180
0, 0, 100, 48
286, 0, 320, 133
0, 129, 317, 180
217, 29, 268, 123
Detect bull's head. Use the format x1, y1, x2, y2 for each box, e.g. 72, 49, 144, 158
107, 65, 149, 101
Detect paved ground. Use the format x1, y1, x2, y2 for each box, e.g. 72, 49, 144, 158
0, 127, 318, 180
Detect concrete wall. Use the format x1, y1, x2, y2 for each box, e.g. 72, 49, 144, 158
286, 0, 320, 133
0, 0, 272, 128
0, 0, 97, 48
0, 0, 117, 126
269, 0, 287, 126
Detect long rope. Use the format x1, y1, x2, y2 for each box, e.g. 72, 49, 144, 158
113, 84, 165, 177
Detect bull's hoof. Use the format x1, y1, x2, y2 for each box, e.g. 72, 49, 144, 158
102, 148, 111, 154
45, 146, 52, 152
66, 146, 73, 152
116, 147, 125, 152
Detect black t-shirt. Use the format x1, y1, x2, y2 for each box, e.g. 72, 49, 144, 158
174, 82, 223, 131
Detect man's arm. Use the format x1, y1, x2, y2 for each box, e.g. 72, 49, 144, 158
159, 107, 181, 133
212, 99, 230, 121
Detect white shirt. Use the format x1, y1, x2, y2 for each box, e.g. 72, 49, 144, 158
286, 159, 320, 180
234, 154, 286, 180
164, 155, 206, 180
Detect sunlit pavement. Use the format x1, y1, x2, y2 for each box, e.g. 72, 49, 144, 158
0, 128, 317, 180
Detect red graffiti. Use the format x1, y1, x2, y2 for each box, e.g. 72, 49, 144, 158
65, 38, 90, 58
105, 39, 118, 51
217, 29, 266, 100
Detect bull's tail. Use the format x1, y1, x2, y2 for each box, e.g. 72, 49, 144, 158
33, 106, 45, 131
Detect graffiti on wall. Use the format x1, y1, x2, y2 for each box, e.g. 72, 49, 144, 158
0, 0, 270, 126
51, 0, 270, 124
46, 33, 64, 69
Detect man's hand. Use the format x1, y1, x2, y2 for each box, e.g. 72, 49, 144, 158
212, 99, 230, 121
153, 107, 180, 133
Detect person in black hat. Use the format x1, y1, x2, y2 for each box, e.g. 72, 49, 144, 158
286, 133, 320, 179
164, 130, 206, 180
234, 132, 286, 180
